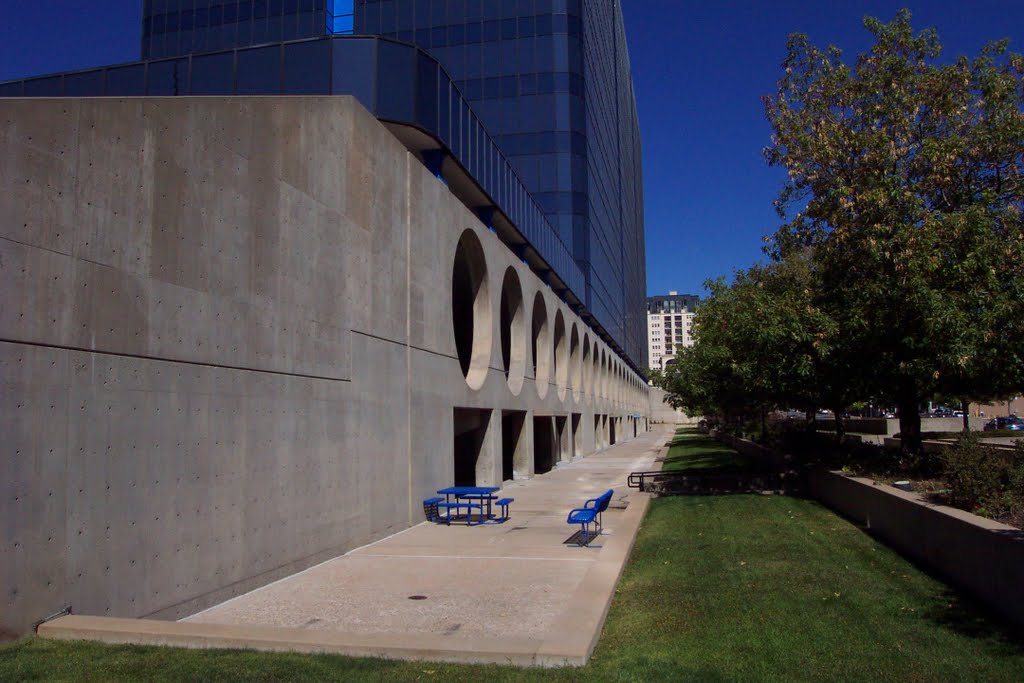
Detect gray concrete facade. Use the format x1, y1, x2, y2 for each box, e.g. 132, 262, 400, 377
1, 96, 650, 637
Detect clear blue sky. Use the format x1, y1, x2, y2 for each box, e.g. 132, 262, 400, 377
2, 1, 1022, 298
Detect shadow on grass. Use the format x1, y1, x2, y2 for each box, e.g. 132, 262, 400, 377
662, 430, 762, 474
918, 587, 1024, 653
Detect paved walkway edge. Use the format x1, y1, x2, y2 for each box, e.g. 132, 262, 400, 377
38, 495, 653, 668
535, 491, 652, 667
38, 428, 673, 668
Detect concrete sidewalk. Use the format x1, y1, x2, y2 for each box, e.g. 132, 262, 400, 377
40, 425, 671, 667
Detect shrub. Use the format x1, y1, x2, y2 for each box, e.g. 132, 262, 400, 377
942, 433, 1024, 521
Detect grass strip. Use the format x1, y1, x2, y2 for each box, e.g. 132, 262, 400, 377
3, 432, 1022, 682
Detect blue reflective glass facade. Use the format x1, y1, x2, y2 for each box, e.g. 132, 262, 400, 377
140, 0, 353, 59
353, 0, 646, 367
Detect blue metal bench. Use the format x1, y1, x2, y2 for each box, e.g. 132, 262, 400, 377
566, 489, 614, 545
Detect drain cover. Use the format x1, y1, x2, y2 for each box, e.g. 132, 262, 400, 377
407, 595, 428, 600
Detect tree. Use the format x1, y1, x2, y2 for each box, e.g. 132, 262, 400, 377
661, 254, 841, 436
764, 10, 1024, 453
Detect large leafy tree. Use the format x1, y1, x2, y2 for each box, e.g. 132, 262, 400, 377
764, 10, 1024, 452
661, 255, 841, 433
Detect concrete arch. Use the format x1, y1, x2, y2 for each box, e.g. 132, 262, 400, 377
600, 351, 608, 400
531, 292, 550, 399
499, 267, 526, 396
582, 334, 591, 399
452, 228, 491, 390
569, 323, 581, 402
553, 310, 567, 401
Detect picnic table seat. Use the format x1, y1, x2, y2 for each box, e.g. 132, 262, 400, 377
435, 500, 486, 525
493, 497, 514, 522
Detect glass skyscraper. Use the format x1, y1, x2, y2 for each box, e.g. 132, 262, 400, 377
352, 1, 646, 370
5, 0, 646, 369
141, 1, 355, 58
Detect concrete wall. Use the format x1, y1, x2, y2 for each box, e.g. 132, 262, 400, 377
0, 97, 651, 637
807, 469, 1024, 628
647, 388, 694, 424
816, 417, 987, 436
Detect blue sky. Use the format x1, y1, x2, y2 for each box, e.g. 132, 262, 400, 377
2, 1, 1022, 298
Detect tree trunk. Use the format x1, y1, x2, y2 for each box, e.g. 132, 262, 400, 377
832, 406, 845, 442
806, 409, 817, 431
897, 390, 922, 455
760, 407, 768, 443
961, 400, 970, 432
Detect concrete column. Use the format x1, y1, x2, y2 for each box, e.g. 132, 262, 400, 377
475, 410, 501, 487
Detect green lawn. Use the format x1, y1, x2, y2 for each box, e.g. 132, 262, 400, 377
3, 432, 1022, 682
661, 427, 761, 472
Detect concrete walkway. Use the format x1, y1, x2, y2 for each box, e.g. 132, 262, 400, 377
40, 425, 671, 667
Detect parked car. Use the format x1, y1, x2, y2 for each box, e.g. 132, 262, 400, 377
983, 416, 1024, 431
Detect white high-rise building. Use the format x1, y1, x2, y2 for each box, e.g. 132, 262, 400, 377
647, 291, 699, 373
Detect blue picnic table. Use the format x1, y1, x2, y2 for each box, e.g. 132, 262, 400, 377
435, 486, 500, 525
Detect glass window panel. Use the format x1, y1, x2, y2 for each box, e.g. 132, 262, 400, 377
375, 41, 415, 121
283, 12, 299, 40
0, 81, 24, 97
236, 44, 282, 93
331, 37, 376, 108
147, 58, 189, 95
105, 65, 146, 95
23, 76, 63, 96
501, 18, 516, 40
535, 13, 553, 35
63, 70, 104, 96
449, 24, 465, 45
415, 52, 438, 132
482, 19, 499, 43
268, 15, 283, 41
190, 52, 235, 94
283, 39, 329, 94
236, 19, 253, 45
518, 16, 535, 38
415, 0, 429, 24
437, 77, 451, 146
253, 18, 270, 43
222, 18, 238, 47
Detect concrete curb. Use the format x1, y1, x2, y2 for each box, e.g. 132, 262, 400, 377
535, 491, 651, 666
37, 427, 671, 667
39, 494, 654, 667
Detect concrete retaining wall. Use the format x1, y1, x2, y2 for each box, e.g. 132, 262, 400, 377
807, 468, 1024, 627
816, 416, 987, 436
0, 97, 651, 636
647, 388, 694, 424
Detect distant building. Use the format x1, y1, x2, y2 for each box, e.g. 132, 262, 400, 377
647, 291, 699, 372
969, 395, 1024, 418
